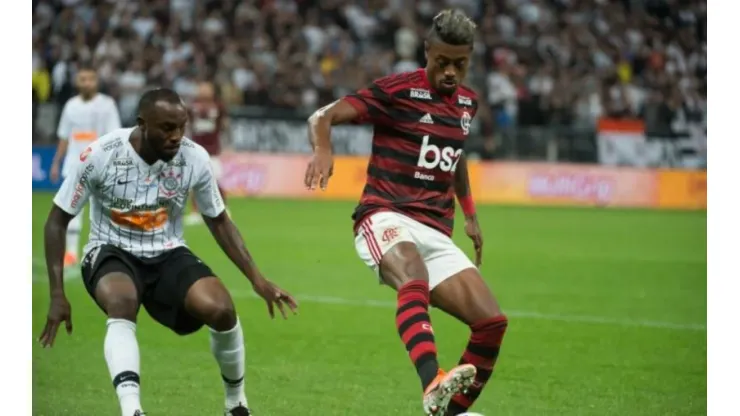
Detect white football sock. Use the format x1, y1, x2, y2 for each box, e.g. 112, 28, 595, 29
66, 211, 83, 258
210, 317, 248, 409
104, 318, 143, 416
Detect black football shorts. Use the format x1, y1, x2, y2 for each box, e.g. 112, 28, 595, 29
81, 243, 215, 335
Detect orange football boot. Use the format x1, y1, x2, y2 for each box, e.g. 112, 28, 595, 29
422, 364, 477, 415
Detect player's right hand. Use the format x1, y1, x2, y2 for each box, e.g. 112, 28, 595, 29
39, 293, 72, 348
50, 162, 61, 183
304, 147, 334, 191
251, 277, 299, 320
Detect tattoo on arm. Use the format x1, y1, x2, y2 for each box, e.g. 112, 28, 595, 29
204, 213, 262, 282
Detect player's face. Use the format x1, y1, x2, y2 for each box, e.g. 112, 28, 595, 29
425, 41, 472, 96
198, 83, 215, 101
76, 70, 98, 97
140, 101, 188, 161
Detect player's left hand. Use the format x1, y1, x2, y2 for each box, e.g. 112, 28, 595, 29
251, 277, 299, 319
464, 215, 483, 267
304, 147, 334, 191
39, 293, 73, 348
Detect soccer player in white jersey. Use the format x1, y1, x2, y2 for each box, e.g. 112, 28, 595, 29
39, 89, 298, 416
50, 65, 122, 267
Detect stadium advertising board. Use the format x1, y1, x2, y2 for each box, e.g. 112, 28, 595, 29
219, 153, 705, 210
219, 153, 367, 200
477, 163, 658, 208
656, 170, 707, 209
229, 116, 373, 155
32, 146, 60, 191
597, 118, 707, 169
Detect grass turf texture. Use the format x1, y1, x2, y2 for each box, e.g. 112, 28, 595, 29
31, 193, 707, 415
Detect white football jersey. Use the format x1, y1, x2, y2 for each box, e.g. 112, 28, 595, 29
53, 128, 225, 258
57, 93, 122, 177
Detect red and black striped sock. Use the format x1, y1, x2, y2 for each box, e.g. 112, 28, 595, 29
448, 315, 508, 414
396, 279, 440, 391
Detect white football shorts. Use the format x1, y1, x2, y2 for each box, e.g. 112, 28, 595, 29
354, 211, 476, 289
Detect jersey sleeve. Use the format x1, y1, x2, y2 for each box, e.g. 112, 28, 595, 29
52, 145, 99, 216
56, 102, 72, 140
343, 79, 394, 124
192, 152, 226, 218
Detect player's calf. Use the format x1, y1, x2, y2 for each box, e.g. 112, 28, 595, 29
429, 269, 508, 415
447, 314, 508, 414
93, 271, 144, 416
380, 242, 441, 391
184, 277, 250, 413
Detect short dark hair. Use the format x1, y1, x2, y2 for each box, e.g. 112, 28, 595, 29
426, 9, 477, 46
77, 63, 97, 73
137, 88, 183, 115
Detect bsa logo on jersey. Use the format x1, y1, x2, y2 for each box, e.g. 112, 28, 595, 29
461, 111, 471, 135
458, 95, 473, 106
410, 88, 432, 100
79, 146, 92, 162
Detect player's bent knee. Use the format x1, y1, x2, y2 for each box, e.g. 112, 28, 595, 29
102, 294, 139, 320
183, 277, 237, 331
201, 301, 237, 332
95, 272, 140, 320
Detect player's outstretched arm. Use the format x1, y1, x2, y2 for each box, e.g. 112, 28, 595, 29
203, 212, 298, 319
39, 205, 74, 347
304, 99, 361, 190
454, 154, 483, 267
40, 145, 97, 347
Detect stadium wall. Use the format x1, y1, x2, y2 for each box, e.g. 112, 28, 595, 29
32, 147, 706, 210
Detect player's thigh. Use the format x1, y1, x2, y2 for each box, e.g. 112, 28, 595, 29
354, 212, 429, 290
81, 245, 143, 319
430, 267, 504, 325
143, 247, 233, 335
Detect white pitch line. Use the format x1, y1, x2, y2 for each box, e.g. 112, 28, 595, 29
30, 260, 705, 331
228, 291, 706, 332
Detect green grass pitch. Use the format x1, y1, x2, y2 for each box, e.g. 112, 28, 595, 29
31, 193, 707, 415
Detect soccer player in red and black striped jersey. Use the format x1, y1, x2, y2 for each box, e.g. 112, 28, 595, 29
305, 9, 508, 416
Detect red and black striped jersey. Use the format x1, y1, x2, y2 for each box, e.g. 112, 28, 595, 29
344, 68, 478, 237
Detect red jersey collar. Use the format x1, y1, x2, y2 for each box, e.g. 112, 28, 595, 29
417, 68, 459, 105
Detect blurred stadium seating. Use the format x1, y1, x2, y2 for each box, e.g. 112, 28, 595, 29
32, 0, 706, 166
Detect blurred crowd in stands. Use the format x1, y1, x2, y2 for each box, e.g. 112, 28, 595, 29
33, 0, 706, 157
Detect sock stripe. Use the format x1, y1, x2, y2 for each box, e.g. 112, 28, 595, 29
221, 374, 244, 387
112, 371, 140, 389
405, 331, 435, 351
397, 311, 430, 337
396, 280, 438, 391
451, 316, 509, 412
466, 343, 501, 359
459, 356, 494, 379
396, 299, 426, 316
415, 351, 437, 368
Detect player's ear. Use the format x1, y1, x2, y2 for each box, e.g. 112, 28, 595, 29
424, 41, 429, 60
136, 115, 146, 131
